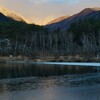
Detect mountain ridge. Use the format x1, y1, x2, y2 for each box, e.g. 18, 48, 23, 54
47, 16, 70, 25
0, 7, 32, 24
45, 7, 100, 31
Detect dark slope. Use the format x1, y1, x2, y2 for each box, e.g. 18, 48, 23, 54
0, 12, 13, 22
45, 8, 100, 31
0, 7, 31, 23
47, 16, 70, 25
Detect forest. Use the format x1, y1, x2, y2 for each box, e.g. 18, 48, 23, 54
0, 18, 100, 57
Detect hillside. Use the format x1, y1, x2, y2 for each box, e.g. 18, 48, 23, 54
47, 16, 69, 25
45, 8, 100, 31
0, 7, 31, 23
0, 7, 100, 57
0, 7, 47, 56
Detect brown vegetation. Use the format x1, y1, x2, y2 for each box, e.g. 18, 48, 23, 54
0, 55, 100, 63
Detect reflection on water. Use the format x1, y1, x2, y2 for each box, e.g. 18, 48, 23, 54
0, 63, 99, 78
0, 63, 100, 100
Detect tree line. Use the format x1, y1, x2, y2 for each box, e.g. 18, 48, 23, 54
0, 18, 100, 56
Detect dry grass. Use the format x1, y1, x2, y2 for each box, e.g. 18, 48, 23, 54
0, 55, 100, 62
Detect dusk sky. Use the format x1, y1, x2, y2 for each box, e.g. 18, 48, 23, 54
0, 0, 100, 25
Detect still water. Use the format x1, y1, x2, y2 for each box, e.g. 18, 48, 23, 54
0, 62, 100, 100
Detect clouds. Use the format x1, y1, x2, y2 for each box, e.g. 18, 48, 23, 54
0, 0, 100, 25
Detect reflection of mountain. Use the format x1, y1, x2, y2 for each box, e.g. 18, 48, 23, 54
45, 8, 100, 31
0, 7, 31, 23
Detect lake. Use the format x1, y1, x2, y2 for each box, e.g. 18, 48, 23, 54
0, 62, 100, 100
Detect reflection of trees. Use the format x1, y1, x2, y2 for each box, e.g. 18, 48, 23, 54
0, 64, 97, 78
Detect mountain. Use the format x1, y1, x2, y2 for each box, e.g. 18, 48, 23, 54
45, 8, 100, 31
0, 7, 100, 56
47, 16, 70, 25
0, 7, 31, 23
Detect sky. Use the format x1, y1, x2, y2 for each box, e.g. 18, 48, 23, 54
0, 0, 100, 25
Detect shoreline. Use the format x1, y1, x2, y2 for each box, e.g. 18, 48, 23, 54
4, 61, 100, 67
0, 55, 100, 63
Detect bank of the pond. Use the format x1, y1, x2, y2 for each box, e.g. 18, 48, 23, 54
4, 61, 100, 67
0, 55, 100, 63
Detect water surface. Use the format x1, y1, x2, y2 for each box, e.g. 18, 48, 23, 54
0, 63, 100, 100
